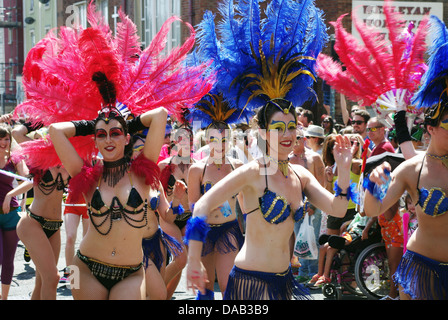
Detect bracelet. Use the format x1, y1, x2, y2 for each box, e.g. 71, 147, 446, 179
334, 180, 359, 205
170, 201, 184, 215
185, 216, 210, 245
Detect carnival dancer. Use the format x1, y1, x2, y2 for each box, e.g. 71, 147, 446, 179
187, 92, 247, 299
363, 15, 448, 300
13, 3, 213, 300
185, 0, 356, 300
130, 135, 183, 300
158, 114, 197, 299
0, 123, 28, 300
6, 121, 70, 300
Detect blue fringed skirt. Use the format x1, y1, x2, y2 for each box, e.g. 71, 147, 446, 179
394, 249, 448, 300
202, 219, 244, 256
223, 265, 312, 300
142, 227, 183, 271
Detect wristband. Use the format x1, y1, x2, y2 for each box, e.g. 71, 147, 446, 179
362, 169, 391, 202
334, 180, 359, 205
71, 120, 95, 136
170, 202, 184, 215
394, 110, 411, 144
23, 121, 44, 133
127, 116, 146, 134
185, 216, 210, 245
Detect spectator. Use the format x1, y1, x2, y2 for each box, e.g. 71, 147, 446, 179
304, 125, 325, 155
352, 109, 370, 141
367, 117, 395, 157
298, 110, 314, 128
321, 115, 337, 136
290, 127, 325, 283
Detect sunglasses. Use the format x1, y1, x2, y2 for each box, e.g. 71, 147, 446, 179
367, 126, 383, 132
352, 120, 365, 125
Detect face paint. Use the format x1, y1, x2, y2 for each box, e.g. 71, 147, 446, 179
440, 119, 448, 131
209, 136, 228, 143
268, 120, 297, 135
133, 144, 144, 153
95, 127, 124, 140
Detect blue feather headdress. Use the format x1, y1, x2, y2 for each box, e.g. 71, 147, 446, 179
412, 15, 448, 125
193, 0, 327, 119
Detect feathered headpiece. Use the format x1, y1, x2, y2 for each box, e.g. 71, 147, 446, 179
317, 0, 428, 117
192, 0, 327, 119
412, 15, 448, 126
12, 2, 214, 171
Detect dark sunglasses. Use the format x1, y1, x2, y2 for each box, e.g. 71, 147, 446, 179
352, 120, 365, 125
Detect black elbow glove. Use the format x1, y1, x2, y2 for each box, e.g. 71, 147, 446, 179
394, 110, 411, 145
126, 116, 147, 134
71, 120, 96, 136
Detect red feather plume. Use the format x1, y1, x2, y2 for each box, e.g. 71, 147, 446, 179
317, 0, 428, 108
12, 3, 214, 173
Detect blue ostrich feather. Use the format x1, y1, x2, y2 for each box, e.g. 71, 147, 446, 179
412, 15, 448, 109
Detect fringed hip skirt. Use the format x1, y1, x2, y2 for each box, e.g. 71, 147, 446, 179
394, 249, 448, 300
223, 265, 312, 300
202, 219, 244, 256
142, 227, 183, 271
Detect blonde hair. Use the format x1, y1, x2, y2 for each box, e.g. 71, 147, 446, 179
344, 133, 363, 159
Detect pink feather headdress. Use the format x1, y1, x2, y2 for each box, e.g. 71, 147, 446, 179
12, 2, 214, 171
317, 0, 428, 116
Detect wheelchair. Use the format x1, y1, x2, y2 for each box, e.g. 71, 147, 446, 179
319, 227, 390, 300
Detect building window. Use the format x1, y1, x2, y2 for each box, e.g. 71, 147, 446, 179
30, 30, 36, 47
8, 29, 13, 45
140, 0, 181, 51
97, 0, 109, 24
72, 1, 87, 29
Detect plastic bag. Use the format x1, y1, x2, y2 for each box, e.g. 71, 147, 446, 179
294, 213, 318, 260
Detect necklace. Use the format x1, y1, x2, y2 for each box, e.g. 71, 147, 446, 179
427, 153, 448, 169
103, 157, 130, 187
210, 156, 225, 170
267, 155, 290, 178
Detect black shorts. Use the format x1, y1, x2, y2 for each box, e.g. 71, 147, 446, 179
326, 208, 357, 230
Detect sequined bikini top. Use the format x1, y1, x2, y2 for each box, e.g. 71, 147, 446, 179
246, 162, 307, 224
416, 156, 448, 217
200, 157, 235, 195
89, 172, 148, 235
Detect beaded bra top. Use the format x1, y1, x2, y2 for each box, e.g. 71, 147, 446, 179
89, 171, 148, 235
246, 162, 307, 224
416, 156, 448, 217
37, 169, 70, 195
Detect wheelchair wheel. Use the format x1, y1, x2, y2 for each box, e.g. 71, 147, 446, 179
354, 242, 390, 300
322, 283, 341, 300
338, 250, 363, 296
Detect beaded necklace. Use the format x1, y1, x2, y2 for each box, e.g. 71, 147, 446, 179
427, 153, 448, 170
